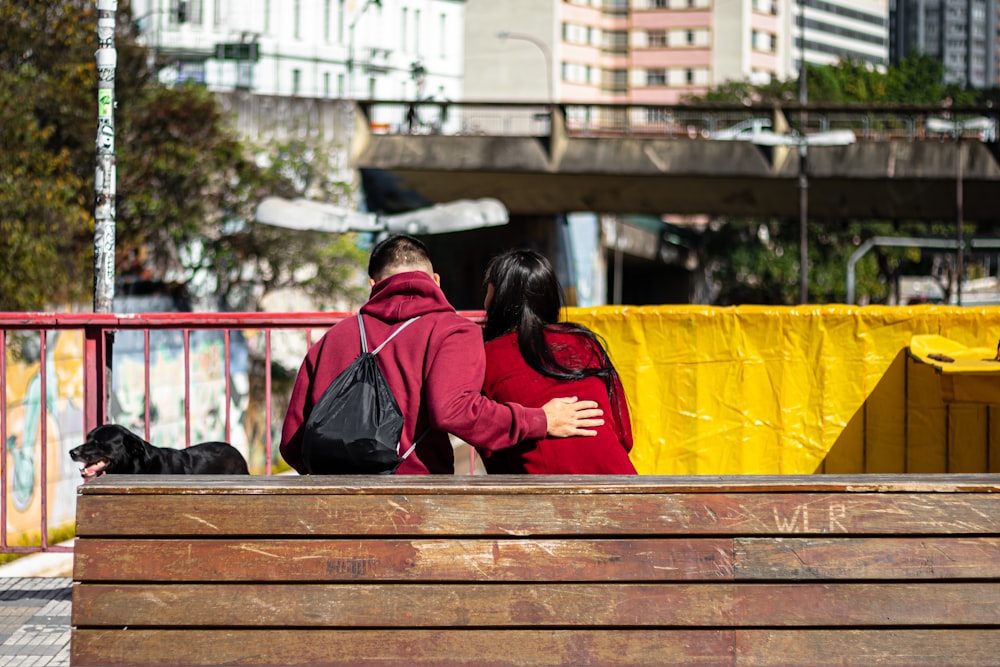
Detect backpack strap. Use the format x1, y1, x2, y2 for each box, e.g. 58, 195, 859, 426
357, 313, 427, 463
398, 427, 429, 462
357, 314, 422, 355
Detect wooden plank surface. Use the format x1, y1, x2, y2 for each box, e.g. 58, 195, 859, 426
71, 629, 736, 666
735, 629, 1000, 666
73, 538, 734, 582
70, 629, 1000, 666
734, 536, 1000, 579
74, 473, 1000, 495
72, 582, 1000, 628
74, 492, 1000, 537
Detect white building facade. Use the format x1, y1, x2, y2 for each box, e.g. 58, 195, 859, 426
131, 0, 466, 102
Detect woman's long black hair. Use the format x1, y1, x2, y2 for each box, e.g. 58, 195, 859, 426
483, 249, 623, 403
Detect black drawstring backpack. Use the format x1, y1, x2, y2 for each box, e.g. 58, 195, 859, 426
301, 314, 423, 474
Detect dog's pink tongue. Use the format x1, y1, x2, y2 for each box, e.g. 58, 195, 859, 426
81, 463, 105, 480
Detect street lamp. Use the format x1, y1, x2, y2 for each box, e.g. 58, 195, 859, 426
794, 0, 811, 305
496, 31, 554, 105
255, 197, 510, 237
347, 0, 382, 98
925, 115, 995, 306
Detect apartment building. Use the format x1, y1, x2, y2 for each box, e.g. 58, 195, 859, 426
465, 0, 888, 104
465, 0, 707, 104
890, 0, 998, 88
130, 0, 466, 101
796, 0, 888, 71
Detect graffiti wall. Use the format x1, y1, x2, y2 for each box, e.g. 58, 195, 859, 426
3, 325, 252, 547
4, 330, 83, 542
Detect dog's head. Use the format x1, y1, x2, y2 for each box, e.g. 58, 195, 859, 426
69, 425, 147, 481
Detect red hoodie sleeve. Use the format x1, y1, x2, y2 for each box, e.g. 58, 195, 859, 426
422, 322, 547, 449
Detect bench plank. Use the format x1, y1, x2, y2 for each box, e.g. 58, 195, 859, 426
73, 538, 735, 582
75, 535, 1000, 582
73, 473, 1000, 495
736, 629, 1000, 666
735, 537, 1000, 579
70, 629, 1000, 666
74, 492, 1000, 537
72, 582, 1000, 628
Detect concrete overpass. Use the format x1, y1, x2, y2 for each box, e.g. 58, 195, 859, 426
215, 94, 1000, 306
351, 101, 1000, 222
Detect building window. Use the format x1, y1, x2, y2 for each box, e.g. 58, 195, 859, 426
236, 61, 253, 89
603, 68, 628, 92
752, 30, 776, 52
653, 0, 668, 7
647, 68, 667, 85
324, 71, 331, 97
605, 30, 628, 52
686, 29, 695, 44
324, 0, 331, 42
338, 0, 345, 42
562, 62, 593, 84
292, 69, 302, 95
564, 22, 592, 44
294, 0, 301, 39
172, 0, 203, 24
440, 13, 447, 58
337, 72, 345, 97
648, 30, 667, 47
685, 68, 694, 84
402, 8, 408, 52
214, 0, 222, 26
414, 9, 422, 56
368, 77, 377, 99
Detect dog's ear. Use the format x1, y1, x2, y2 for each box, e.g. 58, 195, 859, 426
120, 428, 147, 458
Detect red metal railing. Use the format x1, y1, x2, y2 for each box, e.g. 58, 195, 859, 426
0, 312, 483, 554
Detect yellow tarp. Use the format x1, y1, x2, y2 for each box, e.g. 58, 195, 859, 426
565, 305, 1000, 475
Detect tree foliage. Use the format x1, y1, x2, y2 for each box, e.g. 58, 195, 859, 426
0, 64, 91, 310
1, 0, 366, 312
685, 54, 978, 107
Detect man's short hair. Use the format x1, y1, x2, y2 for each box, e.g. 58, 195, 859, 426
368, 234, 434, 281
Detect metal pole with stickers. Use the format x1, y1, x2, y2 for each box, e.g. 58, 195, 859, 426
94, 0, 118, 425
94, 0, 117, 315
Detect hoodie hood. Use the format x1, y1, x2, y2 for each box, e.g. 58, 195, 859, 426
361, 271, 456, 323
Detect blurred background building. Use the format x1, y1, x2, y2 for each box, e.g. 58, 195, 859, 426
130, 0, 465, 102
889, 0, 998, 88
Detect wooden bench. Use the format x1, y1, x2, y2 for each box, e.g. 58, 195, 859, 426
71, 474, 1000, 666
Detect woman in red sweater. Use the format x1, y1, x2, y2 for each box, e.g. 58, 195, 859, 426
478, 249, 636, 474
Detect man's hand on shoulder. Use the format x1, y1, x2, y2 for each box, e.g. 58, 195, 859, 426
542, 396, 604, 437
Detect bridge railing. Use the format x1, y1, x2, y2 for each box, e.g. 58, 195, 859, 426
358, 100, 997, 143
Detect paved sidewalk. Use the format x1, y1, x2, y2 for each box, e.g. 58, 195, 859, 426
0, 578, 71, 666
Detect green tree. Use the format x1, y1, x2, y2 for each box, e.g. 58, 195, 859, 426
1, 0, 366, 311
0, 64, 91, 310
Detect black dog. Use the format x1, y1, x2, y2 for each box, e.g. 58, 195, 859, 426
69, 424, 250, 480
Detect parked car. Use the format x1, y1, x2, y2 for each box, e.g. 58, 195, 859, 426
705, 117, 772, 140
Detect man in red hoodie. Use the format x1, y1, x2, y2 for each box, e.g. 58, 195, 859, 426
280, 234, 605, 474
